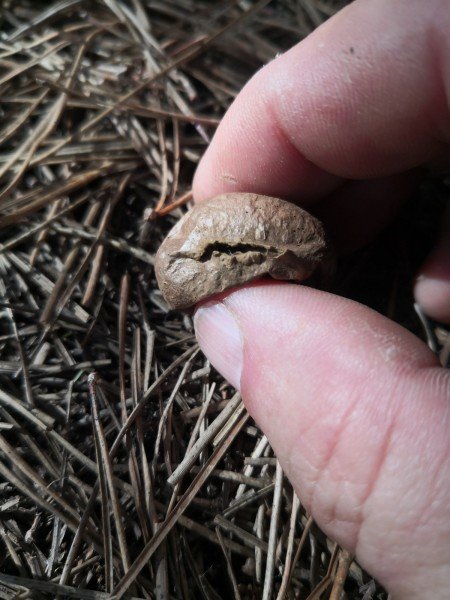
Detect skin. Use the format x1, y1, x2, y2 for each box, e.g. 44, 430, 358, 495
192, 0, 450, 598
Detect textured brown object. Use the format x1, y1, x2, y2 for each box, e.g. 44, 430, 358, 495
155, 193, 335, 310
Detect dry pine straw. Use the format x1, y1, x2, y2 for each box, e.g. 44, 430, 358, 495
0, 1, 448, 599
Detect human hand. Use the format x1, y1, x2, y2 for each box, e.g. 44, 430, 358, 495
192, 0, 450, 598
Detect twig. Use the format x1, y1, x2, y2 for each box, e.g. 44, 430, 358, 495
111, 411, 249, 599
167, 392, 242, 486
262, 461, 283, 600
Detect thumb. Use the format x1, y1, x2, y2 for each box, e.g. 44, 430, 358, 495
194, 284, 450, 599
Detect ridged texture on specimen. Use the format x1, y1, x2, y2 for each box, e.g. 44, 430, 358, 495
155, 193, 335, 310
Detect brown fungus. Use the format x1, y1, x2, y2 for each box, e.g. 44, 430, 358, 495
155, 193, 335, 310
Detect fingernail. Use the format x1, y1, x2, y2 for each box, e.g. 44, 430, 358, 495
194, 302, 243, 390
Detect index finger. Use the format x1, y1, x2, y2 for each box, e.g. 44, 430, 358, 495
193, 0, 450, 205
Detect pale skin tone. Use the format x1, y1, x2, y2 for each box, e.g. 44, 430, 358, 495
192, 0, 450, 598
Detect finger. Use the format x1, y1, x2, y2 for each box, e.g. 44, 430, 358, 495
194, 284, 450, 598
193, 0, 450, 203
414, 206, 450, 322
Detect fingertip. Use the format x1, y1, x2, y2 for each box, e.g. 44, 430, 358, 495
414, 276, 450, 323
414, 206, 450, 323
192, 63, 341, 204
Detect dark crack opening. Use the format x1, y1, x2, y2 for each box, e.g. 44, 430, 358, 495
196, 241, 274, 262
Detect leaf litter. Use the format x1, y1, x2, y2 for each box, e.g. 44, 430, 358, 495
0, 1, 448, 599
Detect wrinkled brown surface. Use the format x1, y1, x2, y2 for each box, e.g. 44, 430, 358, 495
155, 193, 335, 310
